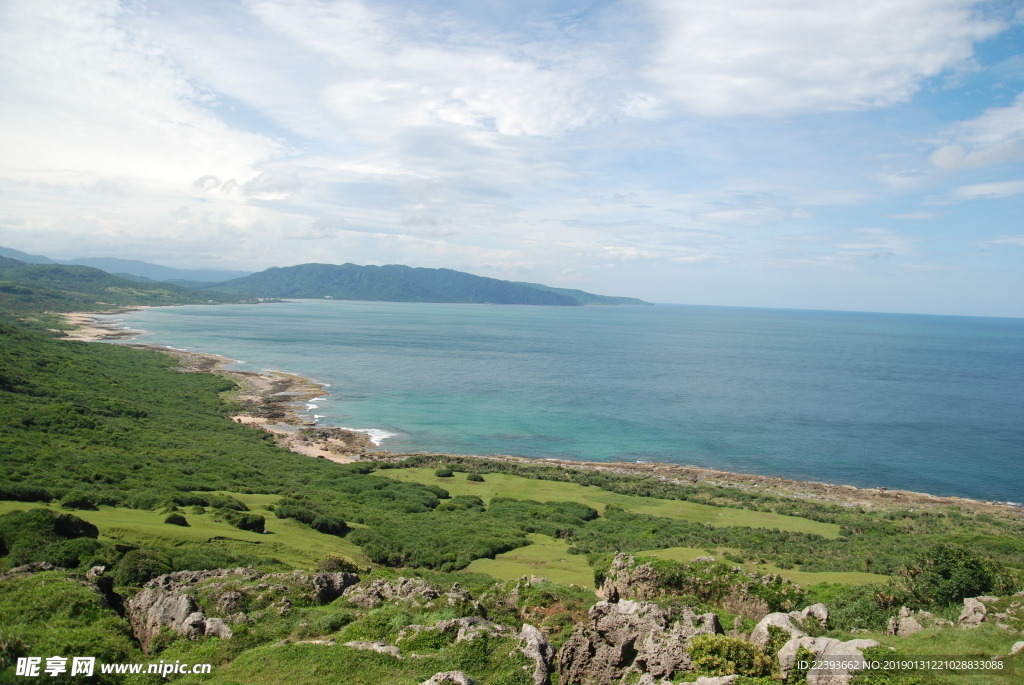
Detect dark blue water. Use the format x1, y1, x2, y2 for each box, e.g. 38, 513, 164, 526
118, 301, 1024, 502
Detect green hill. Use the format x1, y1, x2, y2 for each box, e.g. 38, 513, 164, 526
0, 256, 225, 315
204, 262, 650, 306
514, 281, 652, 305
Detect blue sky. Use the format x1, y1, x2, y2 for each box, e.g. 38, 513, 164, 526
1, 0, 1023, 315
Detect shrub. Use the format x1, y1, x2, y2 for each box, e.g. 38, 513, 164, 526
467, 473, 484, 482
223, 511, 265, 533
0, 509, 98, 563
437, 495, 486, 512
687, 634, 772, 677
164, 513, 188, 526
902, 544, 1003, 606
115, 549, 172, 587
38, 537, 104, 569
435, 468, 454, 478
318, 553, 360, 573
0, 483, 52, 503
61, 489, 99, 511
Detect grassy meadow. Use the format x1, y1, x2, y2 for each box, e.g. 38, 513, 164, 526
388, 467, 841, 537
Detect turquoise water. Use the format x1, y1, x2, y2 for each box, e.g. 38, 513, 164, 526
116, 301, 1024, 503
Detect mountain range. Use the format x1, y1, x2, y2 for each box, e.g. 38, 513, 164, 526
0, 246, 651, 307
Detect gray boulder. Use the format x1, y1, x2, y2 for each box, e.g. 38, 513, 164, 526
204, 617, 233, 640
518, 624, 555, 685
343, 577, 442, 608
750, 612, 806, 649
1009, 641, 1024, 656
958, 597, 987, 628
420, 673, 473, 685
800, 603, 829, 625
398, 617, 511, 644
778, 636, 879, 685
311, 571, 360, 604
887, 607, 923, 637
343, 640, 402, 658
600, 554, 661, 602
557, 600, 722, 685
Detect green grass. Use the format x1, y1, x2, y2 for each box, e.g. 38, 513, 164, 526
0, 493, 369, 570
633, 547, 891, 586
176, 634, 534, 685
850, 623, 1023, 685
465, 533, 594, 588
389, 468, 841, 538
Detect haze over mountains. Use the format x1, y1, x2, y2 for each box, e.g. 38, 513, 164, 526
0, 246, 650, 307
0, 246, 251, 283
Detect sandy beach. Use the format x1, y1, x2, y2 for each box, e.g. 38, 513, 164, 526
60, 308, 148, 340
58, 309, 1023, 519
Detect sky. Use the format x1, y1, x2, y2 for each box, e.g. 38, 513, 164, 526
1, 0, 1023, 316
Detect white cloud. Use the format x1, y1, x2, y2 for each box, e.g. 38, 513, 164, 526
241, 172, 304, 199
930, 92, 1024, 169
837, 228, 917, 256
0, 0, 280, 188
645, 0, 1004, 115
952, 180, 1024, 199
889, 212, 940, 220
986, 235, 1024, 246
246, 0, 610, 139
292, 217, 343, 240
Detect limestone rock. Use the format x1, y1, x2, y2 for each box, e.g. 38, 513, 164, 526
800, 603, 829, 625
127, 566, 347, 649
694, 677, 738, 685
1, 562, 58, 577
343, 577, 442, 608
420, 672, 473, 685
129, 588, 204, 648
344, 640, 402, 658
722, 591, 770, 621
557, 600, 722, 685
600, 554, 661, 602
203, 617, 233, 640
886, 607, 923, 637
959, 598, 987, 628
312, 571, 359, 604
218, 591, 245, 614
398, 617, 511, 644
518, 623, 554, 685
1009, 641, 1024, 656
85, 565, 106, 583
750, 613, 806, 650
778, 636, 879, 685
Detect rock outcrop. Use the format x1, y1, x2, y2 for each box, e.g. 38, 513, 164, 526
343, 640, 402, 658
600, 554, 661, 602
420, 672, 473, 685
127, 567, 359, 649
750, 612, 806, 649
557, 600, 723, 685
397, 617, 511, 644
343, 577, 443, 608
887, 607, 923, 636
777, 636, 879, 685
885, 606, 953, 635
600, 553, 803, 620
958, 597, 988, 628
518, 624, 554, 685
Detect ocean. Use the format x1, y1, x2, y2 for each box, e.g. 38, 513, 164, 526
113, 301, 1024, 503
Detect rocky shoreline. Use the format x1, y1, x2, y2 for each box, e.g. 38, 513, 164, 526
59, 309, 1023, 518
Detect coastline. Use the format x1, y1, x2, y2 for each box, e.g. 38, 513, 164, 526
59, 309, 1023, 519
